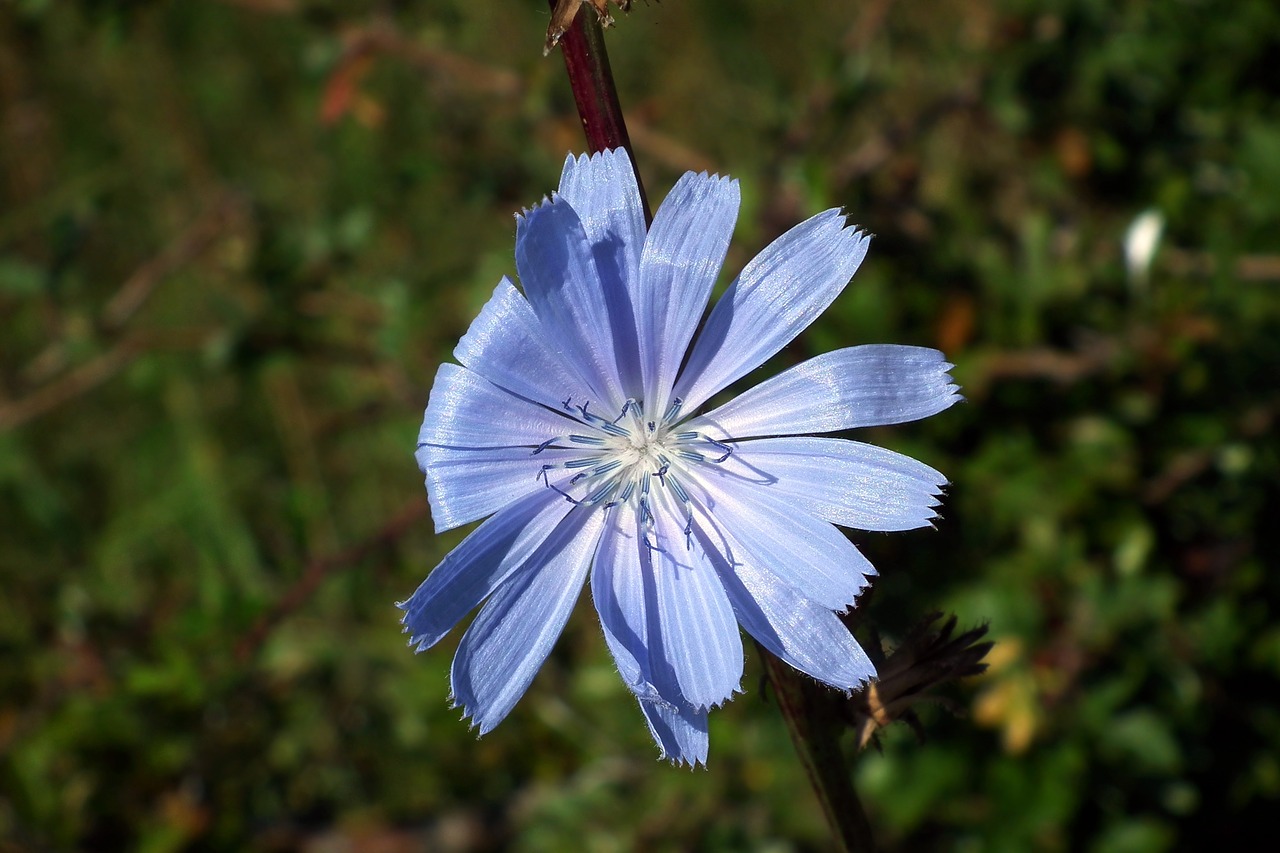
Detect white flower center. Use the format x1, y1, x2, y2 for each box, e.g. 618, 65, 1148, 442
533, 397, 733, 536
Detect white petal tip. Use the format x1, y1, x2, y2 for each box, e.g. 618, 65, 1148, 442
666, 755, 709, 770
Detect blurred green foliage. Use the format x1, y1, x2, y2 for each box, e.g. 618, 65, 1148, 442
2, 0, 1278, 850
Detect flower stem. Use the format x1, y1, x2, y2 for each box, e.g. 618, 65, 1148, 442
549, 1, 652, 223
548, 7, 871, 847
758, 641, 876, 852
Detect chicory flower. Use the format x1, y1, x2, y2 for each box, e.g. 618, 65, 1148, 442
401, 149, 959, 765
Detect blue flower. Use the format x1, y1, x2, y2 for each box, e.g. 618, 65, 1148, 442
401, 149, 960, 765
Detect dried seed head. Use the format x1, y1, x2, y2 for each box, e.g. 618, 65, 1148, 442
848, 612, 993, 750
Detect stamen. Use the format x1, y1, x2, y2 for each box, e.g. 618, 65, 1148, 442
598, 421, 631, 438
614, 399, 640, 422
538, 386, 725, 523
667, 476, 690, 504
584, 480, 618, 504
704, 437, 734, 463
569, 458, 620, 483
531, 437, 562, 455
550, 484, 580, 504
591, 459, 623, 477
673, 431, 735, 463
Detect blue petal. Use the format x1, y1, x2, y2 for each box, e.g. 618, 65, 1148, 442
635, 171, 740, 419
591, 501, 743, 712
516, 196, 627, 410
453, 277, 597, 413
706, 436, 948, 532
557, 149, 647, 397
696, 345, 961, 438
637, 696, 709, 767
698, 524, 875, 690
417, 443, 579, 532
648, 496, 743, 710
590, 504, 666, 702
450, 508, 606, 734
398, 487, 575, 651
418, 363, 580, 450
590, 506, 714, 765
692, 478, 874, 612
676, 210, 871, 412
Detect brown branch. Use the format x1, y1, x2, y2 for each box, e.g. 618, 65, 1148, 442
966, 315, 1221, 396
102, 193, 247, 331
1, 339, 140, 430
1143, 398, 1280, 503
346, 27, 521, 98
759, 642, 876, 853
234, 499, 430, 663
625, 120, 717, 175
1, 329, 222, 431
213, 0, 298, 13
20, 192, 247, 387
1163, 247, 1280, 282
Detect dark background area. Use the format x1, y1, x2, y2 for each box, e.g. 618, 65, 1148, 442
2, 0, 1278, 850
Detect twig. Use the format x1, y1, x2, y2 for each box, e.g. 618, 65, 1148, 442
234, 499, 430, 663
758, 642, 876, 853
546, 3, 872, 847
1163, 247, 1280, 282
548, 0, 651, 222
102, 193, 247, 331
20, 193, 247, 387
1, 329, 222, 431
213, 0, 298, 13
1, 339, 140, 430
1143, 398, 1280, 504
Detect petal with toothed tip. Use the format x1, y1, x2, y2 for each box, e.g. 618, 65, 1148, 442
398, 487, 575, 647
676, 210, 871, 413
635, 170, 740, 419
696, 436, 948, 533
450, 508, 605, 734
557, 149, 648, 397
694, 345, 961, 439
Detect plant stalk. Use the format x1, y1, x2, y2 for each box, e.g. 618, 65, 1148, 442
759, 641, 876, 852
548, 6, 871, 848
549, 1, 651, 222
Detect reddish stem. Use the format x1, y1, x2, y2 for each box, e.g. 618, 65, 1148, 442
550, 3, 652, 223
547, 7, 871, 849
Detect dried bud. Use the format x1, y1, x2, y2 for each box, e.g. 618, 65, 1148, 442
546, 0, 636, 55
848, 613, 993, 750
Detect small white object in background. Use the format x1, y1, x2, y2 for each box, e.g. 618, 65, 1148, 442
1124, 209, 1165, 291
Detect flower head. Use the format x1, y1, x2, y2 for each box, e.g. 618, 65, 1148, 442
400, 149, 960, 765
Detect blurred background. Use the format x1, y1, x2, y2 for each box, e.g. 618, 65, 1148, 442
2, 0, 1278, 850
